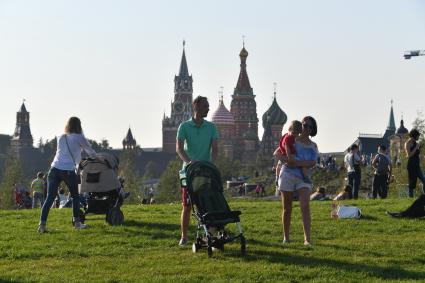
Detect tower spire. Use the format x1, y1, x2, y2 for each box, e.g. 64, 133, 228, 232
234, 42, 253, 96
178, 41, 189, 77
387, 100, 396, 131
219, 86, 224, 103
273, 82, 277, 99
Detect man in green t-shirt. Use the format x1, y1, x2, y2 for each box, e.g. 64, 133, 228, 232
31, 172, 45, 209
176, 96, 218, 246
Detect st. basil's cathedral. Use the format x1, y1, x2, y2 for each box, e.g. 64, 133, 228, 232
162, 42, 288, 162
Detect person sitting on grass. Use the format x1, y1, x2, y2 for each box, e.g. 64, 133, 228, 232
310, 187, 330, 201
333, 185, 352, 201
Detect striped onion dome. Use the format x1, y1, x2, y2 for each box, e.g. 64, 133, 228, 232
262, 97, 287, 128
211, 98, 235, 125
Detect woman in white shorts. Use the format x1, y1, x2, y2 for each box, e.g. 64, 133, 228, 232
275, 116, 318, 246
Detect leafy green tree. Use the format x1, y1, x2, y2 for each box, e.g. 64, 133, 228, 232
0, 155, 25, 209
37, 137, 44, 148
100, 139, 110, 150
119, 150, 142, 204
215, 154, 238, 181
42, 137, 57, 159
156, 157, 182, 203
87, 139, 103, 151
143, 161, 160, 180
256, 153, 274, 176
412, 111, 425, 144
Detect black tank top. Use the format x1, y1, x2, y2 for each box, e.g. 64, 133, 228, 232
407, 141, 420, 169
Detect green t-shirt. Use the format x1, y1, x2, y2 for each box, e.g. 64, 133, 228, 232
31, 178, 44, 193
177, 118, 219, 166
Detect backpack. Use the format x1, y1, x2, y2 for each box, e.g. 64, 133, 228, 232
337, 205, 362, 219
376, 153, 390, 175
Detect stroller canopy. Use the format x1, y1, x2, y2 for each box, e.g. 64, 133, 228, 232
185, 161, 230, 215
79, 152, 120, 193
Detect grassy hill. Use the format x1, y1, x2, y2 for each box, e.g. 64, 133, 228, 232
1, 198, 425, 282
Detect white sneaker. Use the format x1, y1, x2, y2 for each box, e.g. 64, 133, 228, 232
37, 225, 47, 233
178, 237, 188, 246
74, 222, 88, 230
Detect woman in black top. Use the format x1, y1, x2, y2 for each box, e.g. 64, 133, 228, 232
405, 129, 425, 197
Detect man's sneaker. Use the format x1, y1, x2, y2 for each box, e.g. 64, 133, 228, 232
282, 239, 290, 245
304, 241, 312, 247
37, 224, 47, 233
386, 211, 402, 218
178, 237, 188, 246
74, 222, 88, 230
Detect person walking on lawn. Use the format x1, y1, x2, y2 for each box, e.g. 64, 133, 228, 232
31, 172, 45, 208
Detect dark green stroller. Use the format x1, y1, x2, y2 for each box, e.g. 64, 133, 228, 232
181, 161, 245, 257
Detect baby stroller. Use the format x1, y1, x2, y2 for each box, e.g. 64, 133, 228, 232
78, 152, 125, 226
15, 190, 32, 209
181, 161, 245, 257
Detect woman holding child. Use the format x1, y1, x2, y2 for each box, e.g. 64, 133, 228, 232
275, 116, 318, 246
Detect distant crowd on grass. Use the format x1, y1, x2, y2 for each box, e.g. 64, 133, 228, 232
13, 172, 77, 210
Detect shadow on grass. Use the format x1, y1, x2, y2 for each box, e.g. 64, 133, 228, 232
226, 248, 425, 280
414, 258, 425, 264
123, 220, 180, 231
0, 278, 25, 283
358, 214, 378, 221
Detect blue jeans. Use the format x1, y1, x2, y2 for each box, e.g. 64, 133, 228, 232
372, 173, 388, 199
40, 167, 80, 225
32, 192, 44, 209
348, 171, 361, 199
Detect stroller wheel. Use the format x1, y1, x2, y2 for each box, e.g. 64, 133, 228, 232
192, 242, 201, 253
240, 235, 246, 256
107, 207, 124, 226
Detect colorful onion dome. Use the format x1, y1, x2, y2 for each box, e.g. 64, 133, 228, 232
396, 119, 409, 135
211, 98, 235, 125
262, 97, 287, 128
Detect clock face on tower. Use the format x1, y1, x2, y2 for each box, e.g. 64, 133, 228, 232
173, 101, 184, 114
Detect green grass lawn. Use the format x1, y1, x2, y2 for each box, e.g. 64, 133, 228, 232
1, 198, 425, 282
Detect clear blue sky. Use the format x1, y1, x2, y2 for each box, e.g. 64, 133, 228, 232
0, 0, 424, 152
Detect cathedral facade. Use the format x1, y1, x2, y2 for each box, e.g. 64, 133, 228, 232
210, 45, 287, 162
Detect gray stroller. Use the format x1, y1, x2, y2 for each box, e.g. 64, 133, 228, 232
78, 152, 125, 226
